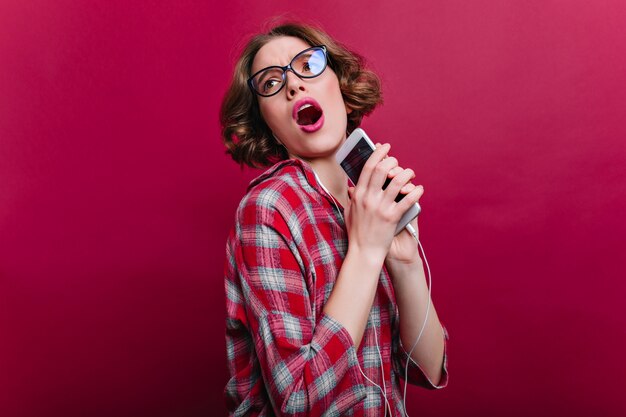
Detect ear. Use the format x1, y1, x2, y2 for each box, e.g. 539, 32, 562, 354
345, 103, 353, 115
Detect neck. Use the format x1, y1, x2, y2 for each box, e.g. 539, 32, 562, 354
306, 156, 349, 208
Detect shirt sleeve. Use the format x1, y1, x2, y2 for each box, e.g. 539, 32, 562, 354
229, 188, 367, 415
392, 324, 449, 389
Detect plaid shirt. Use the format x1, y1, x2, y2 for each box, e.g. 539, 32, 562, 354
224, 159, 448, 416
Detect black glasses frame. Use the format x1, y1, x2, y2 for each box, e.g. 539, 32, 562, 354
247, 45, 328, 97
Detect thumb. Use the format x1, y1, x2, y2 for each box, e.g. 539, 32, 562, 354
344, 187, 354, 219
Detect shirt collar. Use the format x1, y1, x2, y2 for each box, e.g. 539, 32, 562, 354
247, 158, 321, 192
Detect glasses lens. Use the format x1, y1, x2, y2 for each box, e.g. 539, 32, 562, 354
252, 68, 284, 96
292, 47, 326, 77
250, 47, 327, 96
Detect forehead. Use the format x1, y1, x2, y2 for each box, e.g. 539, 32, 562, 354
251, 36, 313, 74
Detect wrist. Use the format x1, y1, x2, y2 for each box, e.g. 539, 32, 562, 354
346, 245, 386, 269
385, 256, 423, 276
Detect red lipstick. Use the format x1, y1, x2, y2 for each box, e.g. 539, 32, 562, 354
293, 98, 324, 133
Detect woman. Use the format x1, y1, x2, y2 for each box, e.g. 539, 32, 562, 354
220, 21, 448, 416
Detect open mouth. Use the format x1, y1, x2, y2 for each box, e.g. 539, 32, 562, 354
296, 103, 323, 126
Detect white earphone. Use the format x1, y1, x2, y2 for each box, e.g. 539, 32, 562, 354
314, 172, 435, 416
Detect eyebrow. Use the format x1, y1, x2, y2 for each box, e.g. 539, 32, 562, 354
256, 69, 280, 84
253, 48, 312, 74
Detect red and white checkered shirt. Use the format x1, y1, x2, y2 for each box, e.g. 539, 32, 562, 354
224, 159, 448, 416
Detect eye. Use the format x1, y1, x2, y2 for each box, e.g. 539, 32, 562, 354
295, 50, 325, 75
292, 52, 314, 74
263, 78, 280, 92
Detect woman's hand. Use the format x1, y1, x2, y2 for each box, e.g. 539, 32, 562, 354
385, 177, 424, 265
387, 216, 421, 264
343, 143, 423, 265
330, 143, 426, 349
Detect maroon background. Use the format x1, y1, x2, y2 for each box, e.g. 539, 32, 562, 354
2, 1, 626, 416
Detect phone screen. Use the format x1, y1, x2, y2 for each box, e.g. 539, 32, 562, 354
339, 136, 405, 202
339, 137, 373, 185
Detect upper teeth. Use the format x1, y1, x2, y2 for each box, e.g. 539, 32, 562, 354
299, 104, 312, 112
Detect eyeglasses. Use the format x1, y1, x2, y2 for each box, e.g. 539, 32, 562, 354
248, 45, 328, 97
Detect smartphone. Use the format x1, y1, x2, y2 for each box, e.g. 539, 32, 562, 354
335, 128, 421, 235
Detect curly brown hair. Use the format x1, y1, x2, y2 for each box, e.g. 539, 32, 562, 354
220, 21, 383, 168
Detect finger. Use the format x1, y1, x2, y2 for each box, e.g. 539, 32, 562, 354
344, 187, 355, 217
395, 184, 424, 213
400, 182, 416, 194
357, 143, 390, 187
382, 168, 415, 204
369, 156, 398, 191
387, 166, 403, 178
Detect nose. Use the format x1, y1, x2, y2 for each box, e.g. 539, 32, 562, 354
284, 70, 306, 99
